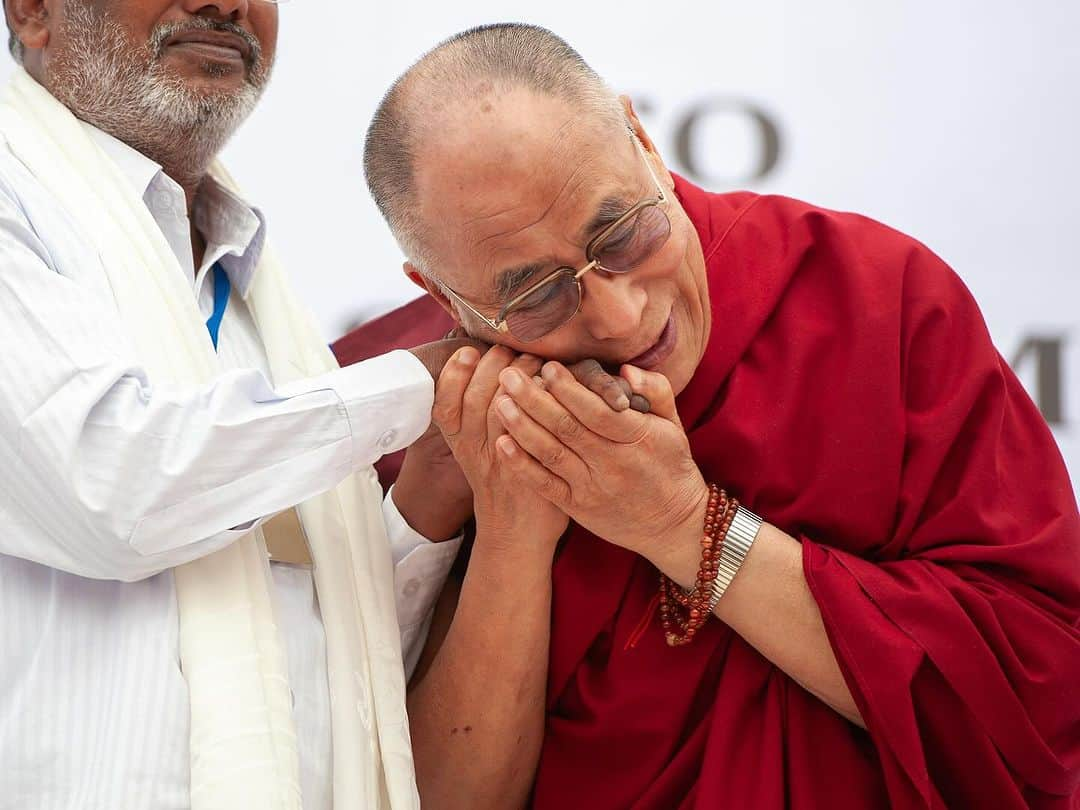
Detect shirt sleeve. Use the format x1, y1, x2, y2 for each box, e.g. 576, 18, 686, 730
0, 185, 433, 582
382, 486, 463, 679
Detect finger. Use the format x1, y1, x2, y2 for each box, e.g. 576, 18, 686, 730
500, 364, 606, 451
411, 336, 489, 381
432, 347, 481, 438
608, 375, 651, 413
494, 394, 589, 484
510, 353, 544, 380
621, 365, 679, 426
462, 344, 518, 440
566, 359, 630, 412
495, 435, 572, 508
535, 361, 650, 444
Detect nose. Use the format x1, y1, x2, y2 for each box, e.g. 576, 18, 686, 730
577, 272, 648, 342
180, 0, 251, 20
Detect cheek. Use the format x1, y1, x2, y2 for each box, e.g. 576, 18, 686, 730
249, 7, 279, 60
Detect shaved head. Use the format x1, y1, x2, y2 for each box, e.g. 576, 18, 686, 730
363, 23, 628, 275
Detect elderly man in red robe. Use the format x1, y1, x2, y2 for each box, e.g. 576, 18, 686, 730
336, 23, 1080, 810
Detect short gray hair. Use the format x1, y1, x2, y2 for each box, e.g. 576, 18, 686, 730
363, 23, 627, 276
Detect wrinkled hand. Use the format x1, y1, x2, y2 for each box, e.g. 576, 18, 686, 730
434, 346, 565, 549
393, 417, 473, 542
397, 347, 654, 545
492, 361, 707, 560
555, 359, 651, 414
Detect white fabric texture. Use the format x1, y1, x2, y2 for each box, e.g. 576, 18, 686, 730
0, 124, 458, 808
0, 69, 419, 810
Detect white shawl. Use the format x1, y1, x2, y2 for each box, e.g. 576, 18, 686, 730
0, 68, 420, 810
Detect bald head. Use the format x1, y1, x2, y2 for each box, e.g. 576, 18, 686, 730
364, 23, 627, 274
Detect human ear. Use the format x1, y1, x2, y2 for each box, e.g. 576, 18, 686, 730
404, 262, 462, 326
7, 0, 52, 53
619, 94, 674, 189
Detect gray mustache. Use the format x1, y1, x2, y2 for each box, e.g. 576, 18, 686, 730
150, 18, 262, 68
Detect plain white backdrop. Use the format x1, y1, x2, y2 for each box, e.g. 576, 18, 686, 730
4, 0, 1077, 482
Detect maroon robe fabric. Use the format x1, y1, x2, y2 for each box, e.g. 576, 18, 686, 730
335, 177, 1080, 808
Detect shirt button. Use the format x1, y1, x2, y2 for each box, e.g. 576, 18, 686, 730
378, 429, 398, 450
403, 579, 420, 597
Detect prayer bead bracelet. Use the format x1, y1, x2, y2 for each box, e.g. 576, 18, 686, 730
659, 485, 762, 647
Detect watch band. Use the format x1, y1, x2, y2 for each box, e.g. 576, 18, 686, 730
707, 504, 763, 612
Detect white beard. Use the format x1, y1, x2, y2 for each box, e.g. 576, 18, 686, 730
44, 2, 271, 180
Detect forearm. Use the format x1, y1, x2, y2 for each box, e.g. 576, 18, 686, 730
408, 538, 554, 809
3, 355, 430, 579
650, 505, 864, 728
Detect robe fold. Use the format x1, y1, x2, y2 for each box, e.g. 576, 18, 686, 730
336, 176, 1080, 809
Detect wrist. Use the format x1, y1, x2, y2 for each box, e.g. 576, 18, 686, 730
392, 478, 470, 542
643, 481, 710, 589
474, 512, 563, 563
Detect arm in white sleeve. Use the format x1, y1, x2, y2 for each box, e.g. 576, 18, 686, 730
382, 487, 462, 679
0, 191, 433, 582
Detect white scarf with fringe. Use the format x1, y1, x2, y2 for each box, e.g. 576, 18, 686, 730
0, 68, 420, 810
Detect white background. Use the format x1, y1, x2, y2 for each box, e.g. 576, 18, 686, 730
4, 1, 1077, 484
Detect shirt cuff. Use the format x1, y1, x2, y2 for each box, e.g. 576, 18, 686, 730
334, 349, 434, 469
385, 487, 461, 620
383, 485, 464, 567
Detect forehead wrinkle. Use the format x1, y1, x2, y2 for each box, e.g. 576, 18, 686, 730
472, 156, 598, 302
471, 155, 591, 249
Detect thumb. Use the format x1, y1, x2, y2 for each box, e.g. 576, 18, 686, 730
620, 365, 681, 427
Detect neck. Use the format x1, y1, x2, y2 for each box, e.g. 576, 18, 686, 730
122, 130, 219, 217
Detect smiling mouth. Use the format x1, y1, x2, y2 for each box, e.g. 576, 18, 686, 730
625, 314, 678, 370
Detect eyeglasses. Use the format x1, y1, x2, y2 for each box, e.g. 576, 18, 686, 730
442, 138, 672, 342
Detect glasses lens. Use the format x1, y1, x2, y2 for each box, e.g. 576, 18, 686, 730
505, 271, 581, 342
593, 204, 671, 273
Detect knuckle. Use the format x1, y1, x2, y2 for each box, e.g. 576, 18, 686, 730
431, 398, 460, 427
541, 444, 566, 469
555, 412, 583, 441
537, 474, 565, 500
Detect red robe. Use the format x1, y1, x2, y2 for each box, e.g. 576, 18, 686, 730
334, 177, 1080, 808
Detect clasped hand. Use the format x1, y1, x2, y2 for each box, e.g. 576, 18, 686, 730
488, 359, 707, 560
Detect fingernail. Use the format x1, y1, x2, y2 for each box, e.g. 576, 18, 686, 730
501, 369, 524, 393
497, 436, 517, 456
541, 362, 559, 382
497, 397, 519, 420
630, 394, 651, 413
456, 348, 479, 366
615, 393, 630, 410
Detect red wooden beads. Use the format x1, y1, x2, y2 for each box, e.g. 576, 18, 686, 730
658, 484, 738, 647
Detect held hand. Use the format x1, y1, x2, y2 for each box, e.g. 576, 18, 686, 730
434, 346, 568, 551
493, 362, 707, 561
393, 419, 472, 542
409, 336, 490, 383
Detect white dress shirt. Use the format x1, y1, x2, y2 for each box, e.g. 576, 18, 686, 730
0, 124, 460, 809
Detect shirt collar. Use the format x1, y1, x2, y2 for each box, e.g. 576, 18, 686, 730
82, 121, 266, 299
193, 176, 266, 299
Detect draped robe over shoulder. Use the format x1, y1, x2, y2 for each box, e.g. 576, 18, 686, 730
335, 177, 1080, 809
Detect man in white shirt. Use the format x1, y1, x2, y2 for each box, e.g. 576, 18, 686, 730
0, 1, 481, 807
